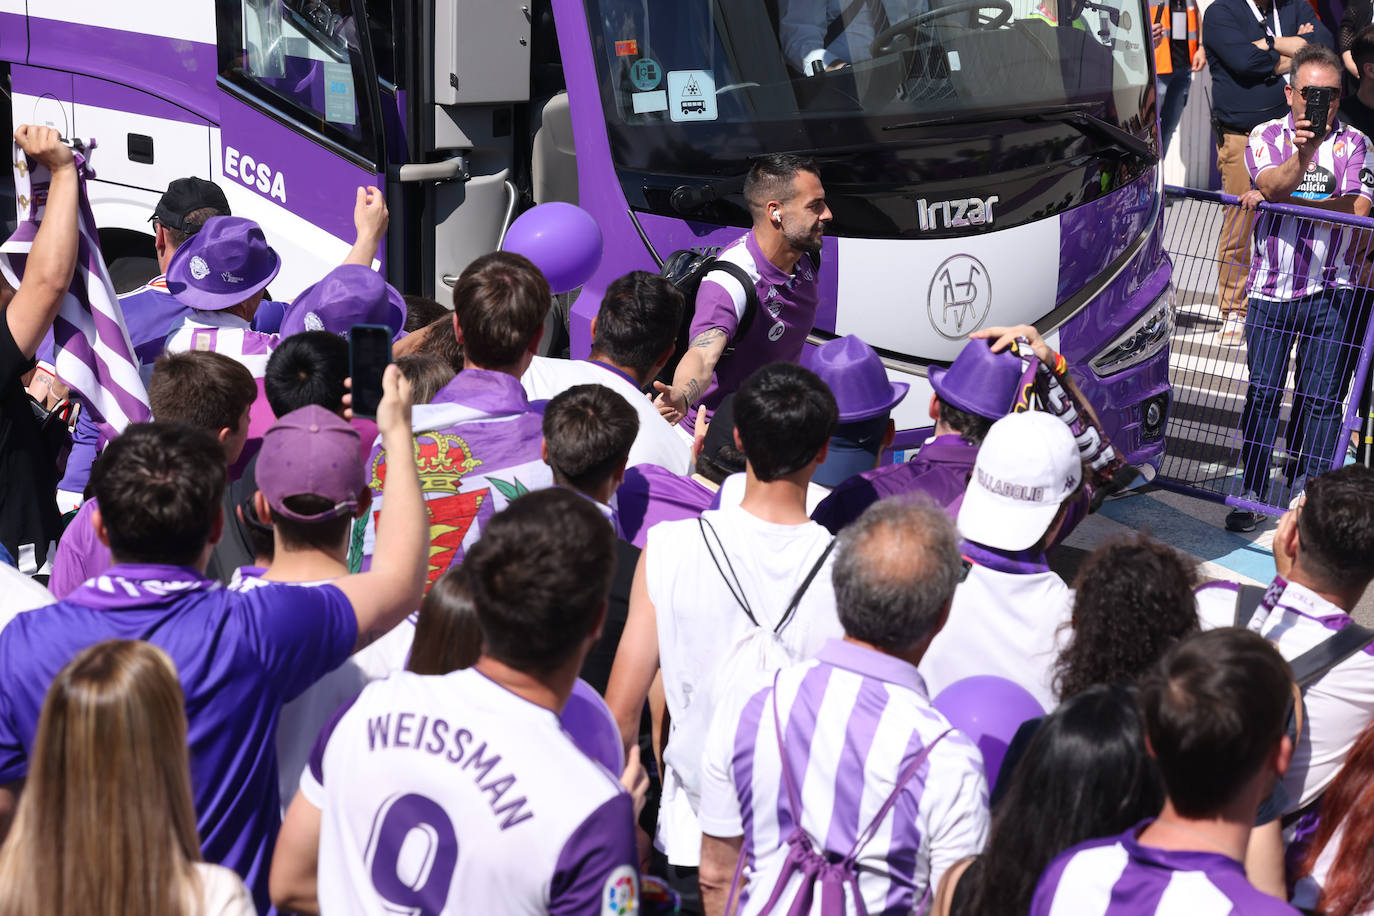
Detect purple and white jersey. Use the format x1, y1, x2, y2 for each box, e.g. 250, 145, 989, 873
360, 369, 553, 585
918, 541, 1072, 712
688, 230, 820, 424
1030, 822, 1302, 915
1244, 116, 1374, 301
164, 309, 279, 473
302, 667, 640, 915
0, 564, 357, 912
699, 640, 989, 914
1196, 578, 1374, 813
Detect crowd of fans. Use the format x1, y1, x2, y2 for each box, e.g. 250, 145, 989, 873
2, 132, 1374, 916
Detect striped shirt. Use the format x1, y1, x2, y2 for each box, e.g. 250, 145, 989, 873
1030, 822, 1301, 915
699, 639, 989, 914
1244, 115, 1374, 301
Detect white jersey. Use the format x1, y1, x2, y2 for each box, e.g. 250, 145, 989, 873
714, 472, 830, 515
918, 548, 1073, 713
302, 667, 639, 916
521, 356, 691, 475
1197, 578, 1374, 811
647, 503, 844, 865
231, 573, 418, 809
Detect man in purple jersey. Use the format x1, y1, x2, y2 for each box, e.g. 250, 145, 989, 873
698, 499, 989, 915
271, 489, 640, 916
360, 251, 554, 584
653, 154, 831, 431
1030, 628, 1299, 915
811, 335, 1022, 533
1229, 43, 1374, 532
0, 364, 428, 912
34, 176, 230, 511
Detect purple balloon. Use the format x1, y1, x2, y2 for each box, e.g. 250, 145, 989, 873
932, 676, 1045, 792
560, 679, 624, 774
501, 202, 603, 294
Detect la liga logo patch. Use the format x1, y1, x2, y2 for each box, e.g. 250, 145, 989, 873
602, 864, 639, 915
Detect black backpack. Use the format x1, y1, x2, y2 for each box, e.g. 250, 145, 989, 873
655, 250, 760, 387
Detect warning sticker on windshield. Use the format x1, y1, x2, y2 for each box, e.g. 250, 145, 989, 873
667, 70, 717, 122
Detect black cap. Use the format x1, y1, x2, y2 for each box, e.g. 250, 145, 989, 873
149, 177, 231, 234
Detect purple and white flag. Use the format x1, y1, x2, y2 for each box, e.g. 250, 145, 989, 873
0, 143, 150, 441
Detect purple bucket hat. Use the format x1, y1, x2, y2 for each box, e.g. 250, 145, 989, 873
280, 264, 408, 339
802, 334, 909, 423
257, 405, 364, 523
928, 338, 1024, 421
165, 215, 281, 311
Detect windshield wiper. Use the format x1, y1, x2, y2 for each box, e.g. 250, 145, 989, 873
884, 102, 1156, 163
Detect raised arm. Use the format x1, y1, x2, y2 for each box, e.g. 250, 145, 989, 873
341, 185, 388, 268
6, 126, 78, 359
334, 365, 428, 648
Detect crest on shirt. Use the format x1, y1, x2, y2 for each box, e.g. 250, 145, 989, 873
1335, 140, 1347, 158
371, 433, 519, 588
602, 865, 639, 916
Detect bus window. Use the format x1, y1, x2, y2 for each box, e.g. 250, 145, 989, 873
365, 0, 396, 89
217, 0, 380, 165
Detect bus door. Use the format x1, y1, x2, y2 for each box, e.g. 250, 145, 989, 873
213, 0, 387, 297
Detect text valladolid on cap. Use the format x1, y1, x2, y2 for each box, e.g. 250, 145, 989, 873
928, 338, 1025, 421
281, 264, 408, 339
165, 215, 281, 311
257, 405, 364, 523
149, 177, 231, 234
958, 411, 1082, 551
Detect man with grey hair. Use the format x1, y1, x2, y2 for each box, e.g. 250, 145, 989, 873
696, 499, 990, 915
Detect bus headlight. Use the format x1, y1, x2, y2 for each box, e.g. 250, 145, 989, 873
1090, 286, 1174, 376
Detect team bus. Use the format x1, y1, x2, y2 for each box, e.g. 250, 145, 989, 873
4, 0, 1172, 463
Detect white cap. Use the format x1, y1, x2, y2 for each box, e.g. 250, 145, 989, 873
958, 411, 1082, 551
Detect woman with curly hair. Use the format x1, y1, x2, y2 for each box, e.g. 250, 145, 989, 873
1053, 534, 1200, 701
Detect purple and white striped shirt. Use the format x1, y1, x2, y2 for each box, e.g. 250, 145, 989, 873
699, 639, 989, 914
1030, 822, 1301, 915
1244, 115, 1374, 301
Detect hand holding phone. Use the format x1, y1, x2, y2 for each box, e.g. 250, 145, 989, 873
348, 324, 393, 419
1303, 86, 1334, 139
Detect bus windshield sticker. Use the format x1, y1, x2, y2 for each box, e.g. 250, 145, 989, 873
632, 91, 668, 114
667, 70, 717, 123
630, 59, 662, 91
323, 61, 357, 127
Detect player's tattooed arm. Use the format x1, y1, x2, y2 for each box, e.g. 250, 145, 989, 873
654, 326, 728, 424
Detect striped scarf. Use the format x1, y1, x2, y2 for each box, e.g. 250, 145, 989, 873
0, 143, 150, 441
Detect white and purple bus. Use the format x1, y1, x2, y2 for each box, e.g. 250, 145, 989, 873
4, 0, 1172, 463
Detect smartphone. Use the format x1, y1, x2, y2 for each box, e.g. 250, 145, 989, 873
348, 324, 393, 419
1305, 86, 1334, 135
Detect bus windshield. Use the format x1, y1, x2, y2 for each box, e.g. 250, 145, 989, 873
584, 0, 1153, 176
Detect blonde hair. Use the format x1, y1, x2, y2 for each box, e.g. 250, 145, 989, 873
0, 640, 204, 916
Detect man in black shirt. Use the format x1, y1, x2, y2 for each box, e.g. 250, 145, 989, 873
0, 126, 78, 574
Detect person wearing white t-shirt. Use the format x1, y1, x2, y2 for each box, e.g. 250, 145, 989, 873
606, 362, 845, 913
523, 271, 691, 474
270, 489, 640, 915
1195, 464, 1374, 816
919, 411, 1084, 712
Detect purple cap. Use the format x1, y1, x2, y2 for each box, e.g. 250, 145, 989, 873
165, 215, 281, 311
257, 405, 365, 523
928, 338, 1024, 420
802, 334, 908, 423
280, 264, 408, 338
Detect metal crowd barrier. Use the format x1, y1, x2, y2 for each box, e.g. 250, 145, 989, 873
1157, 186, 1374, 517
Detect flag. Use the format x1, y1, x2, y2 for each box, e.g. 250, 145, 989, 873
0, 142, 150, 441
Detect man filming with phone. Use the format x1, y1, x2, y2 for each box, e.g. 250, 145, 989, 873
1224, 44, 1374, 532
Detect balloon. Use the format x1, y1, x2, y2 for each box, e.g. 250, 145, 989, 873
932, 676, 1045, 792
501, 202, 603, 294
560, 679, 624, 774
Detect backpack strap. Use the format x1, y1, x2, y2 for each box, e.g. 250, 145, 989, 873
844, 729, 952, 863
702, 260, 761, 343
775, 539, 837, 636
1233, 583, 1268, 629
1288, 622, 1374, 688
699, 517, 758, 625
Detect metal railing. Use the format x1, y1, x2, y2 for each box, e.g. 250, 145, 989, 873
1157, 186, 1374, 516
